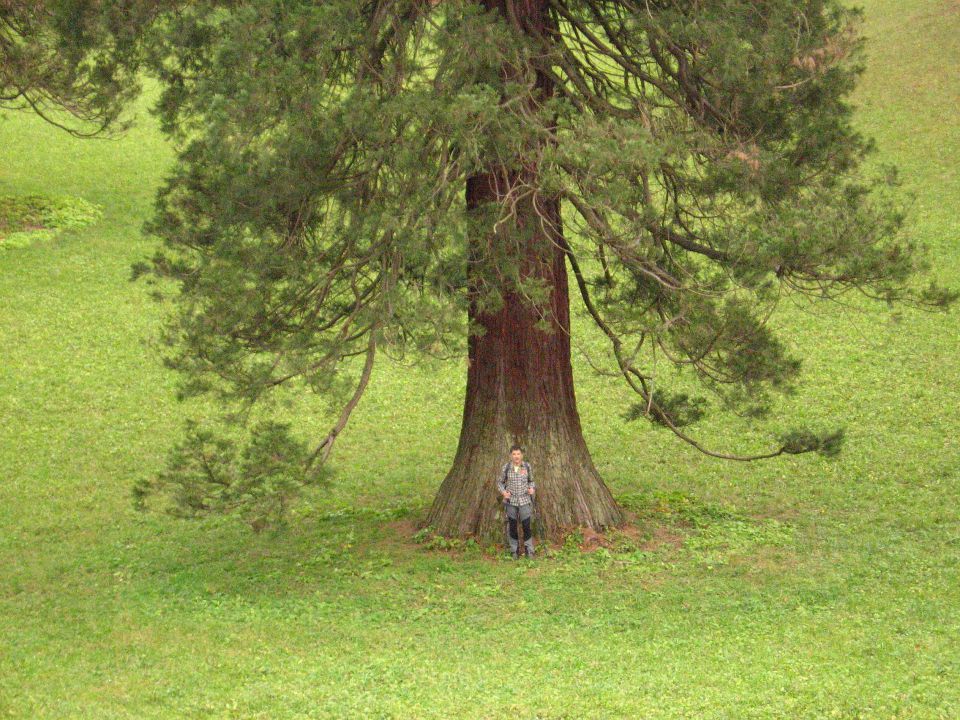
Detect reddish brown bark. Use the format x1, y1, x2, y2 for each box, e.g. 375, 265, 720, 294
422, 0, 624, 543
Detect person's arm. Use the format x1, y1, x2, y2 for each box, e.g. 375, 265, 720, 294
496, 463, 508, 497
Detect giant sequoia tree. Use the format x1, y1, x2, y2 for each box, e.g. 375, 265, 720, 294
10, 1, 955, 540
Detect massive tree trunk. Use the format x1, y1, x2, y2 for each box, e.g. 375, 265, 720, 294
422, 0, 624, 544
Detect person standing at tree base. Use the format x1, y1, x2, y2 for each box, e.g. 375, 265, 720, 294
497, 444, 536, 559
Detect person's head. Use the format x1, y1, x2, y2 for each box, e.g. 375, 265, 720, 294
510, 444, 523, 463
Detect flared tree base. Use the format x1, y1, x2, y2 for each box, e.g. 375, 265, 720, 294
422, 415, 624, 545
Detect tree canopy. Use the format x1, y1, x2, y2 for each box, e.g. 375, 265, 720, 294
8, 0, 956, 532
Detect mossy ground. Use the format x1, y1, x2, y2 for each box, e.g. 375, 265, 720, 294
0, 193, 102, 249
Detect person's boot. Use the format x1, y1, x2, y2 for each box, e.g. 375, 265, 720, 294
524, 541, 535, 559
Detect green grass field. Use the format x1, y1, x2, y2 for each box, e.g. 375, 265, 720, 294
1, 1, 958, 717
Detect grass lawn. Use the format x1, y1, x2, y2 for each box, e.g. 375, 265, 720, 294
1, 0, 958, 717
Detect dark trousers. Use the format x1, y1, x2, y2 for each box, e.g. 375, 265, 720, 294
505, 501, 534, 554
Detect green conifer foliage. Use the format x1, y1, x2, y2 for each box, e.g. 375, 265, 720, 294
10, 1, 955, 535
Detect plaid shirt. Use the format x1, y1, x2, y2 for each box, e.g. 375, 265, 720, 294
496, 461, 535, 507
